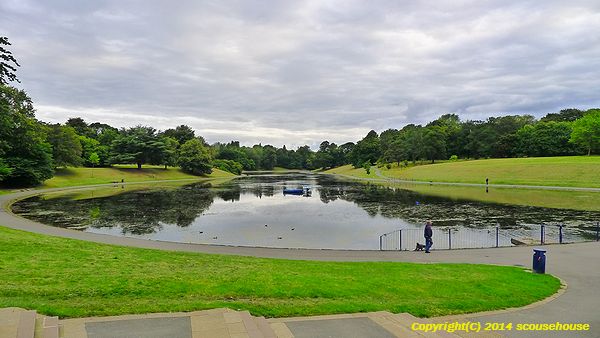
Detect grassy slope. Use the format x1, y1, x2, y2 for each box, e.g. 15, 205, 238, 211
0, 227, 559, 319
324, 165, 379, 179
400, 184, 600, 211
328, 156, 600, 188
40, 165, 234, 189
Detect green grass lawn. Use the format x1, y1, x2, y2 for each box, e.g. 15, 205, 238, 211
327, 156, 600, 188
368, 182, 600, 211
40, 165, 234, 189
0, 226, 560, 319
324, 165, 380, 179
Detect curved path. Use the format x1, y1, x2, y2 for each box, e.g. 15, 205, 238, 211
1, 183, 599, 337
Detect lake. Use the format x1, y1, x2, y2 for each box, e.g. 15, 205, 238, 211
11, 172, 600, 250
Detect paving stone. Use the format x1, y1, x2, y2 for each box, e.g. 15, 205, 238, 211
16, 310, 36, 338
254, 317, 277, 338
85, 317, 191, 338
227, 322, 247, 334
286, 317, 396, 338
224, 312, 243, 324
229, 333, 251, 338
192, 327, 230, 338
369, 314, 421, 337
269, 322, 294, 338
191, 314, 227, 331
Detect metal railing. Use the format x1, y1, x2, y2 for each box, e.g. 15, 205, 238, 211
379, 222, 600, 251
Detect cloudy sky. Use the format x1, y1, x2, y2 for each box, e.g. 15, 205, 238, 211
2, 0, 600, 148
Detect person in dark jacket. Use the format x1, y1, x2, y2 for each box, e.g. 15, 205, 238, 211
424, 221, 433, 253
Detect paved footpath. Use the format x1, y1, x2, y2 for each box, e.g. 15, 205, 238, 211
1, 187, 599, 337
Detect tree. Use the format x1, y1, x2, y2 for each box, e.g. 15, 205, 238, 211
160, 137, 179, 169
163, 125, 195, 145
570, 109, 600, 155
313, 141, 338, 169
0, 158, 11, 180
422, 126, 447, 163
0, 85, 53, 186
88, 152, 100, 168
213, 159, 243, 174
385, 137, 406, 166
47, 124, 82, 167
65, 117, 94, 138
541, 108, 585, 123
0, 37, 20, 85
294, 145, 314, 169
261, 145, 277, 170
350, 130, 381, 167
516, 122, 580, 157
275, 145, 292, 168
109, 126, 161, 169
427, 114, 462, 157
460, 121, 495, 158
95, 125, 120, 147
487, 115, 535, 158
339, 142, 355, 165
178, 138, 213, 175
362, 161, 371, 174
401, 125, 424, 163
79, 135, 101, 167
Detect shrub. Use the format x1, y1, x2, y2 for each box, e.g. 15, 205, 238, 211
213, 159, 243, 175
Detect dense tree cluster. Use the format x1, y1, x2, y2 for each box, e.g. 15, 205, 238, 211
0, 85, 53, 186
338, 110, 599, 170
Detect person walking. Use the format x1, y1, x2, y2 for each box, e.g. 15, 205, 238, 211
424, 221, 433, 253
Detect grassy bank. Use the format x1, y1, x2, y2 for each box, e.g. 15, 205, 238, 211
0, 226, 560, 319
324, 164, 380, 179
386, 183, 600, 211
40, 165, 234, 189
326, 156, 600, 188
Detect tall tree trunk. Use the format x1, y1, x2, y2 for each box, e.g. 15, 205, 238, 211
137, 162, 142, 169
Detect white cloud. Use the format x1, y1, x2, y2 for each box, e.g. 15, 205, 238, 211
2, 0, 599, 147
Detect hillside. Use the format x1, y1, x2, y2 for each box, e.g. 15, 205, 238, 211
41, 165, 234, 189
326, 156, 600, 188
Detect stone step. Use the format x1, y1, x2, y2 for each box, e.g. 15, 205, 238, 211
239, 311, 263, 338
368, 312, 422, 337
268, 322, 294, 338
16, 310, 36, 338
40, 316, 59, 338
0, 308, 25, 338
253, 316, 277, 338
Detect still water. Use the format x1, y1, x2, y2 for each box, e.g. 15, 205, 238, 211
11, 172, 600, 249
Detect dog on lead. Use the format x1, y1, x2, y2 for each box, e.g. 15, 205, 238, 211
414, 243, 425, 251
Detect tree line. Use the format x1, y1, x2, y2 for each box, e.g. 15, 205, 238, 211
336, 109, 600, 171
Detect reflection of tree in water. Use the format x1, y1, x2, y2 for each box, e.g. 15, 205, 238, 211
215, 184, 241, 202
13, 182, 216, 235
315, 176, 600, 230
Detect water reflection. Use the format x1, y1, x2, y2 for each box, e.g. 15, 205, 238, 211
11, 173, 600, 249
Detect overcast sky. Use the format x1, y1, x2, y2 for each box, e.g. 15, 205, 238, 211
2, 0, 600, 148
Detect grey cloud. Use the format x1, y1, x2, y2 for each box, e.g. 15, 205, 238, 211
1, 0, 599, 147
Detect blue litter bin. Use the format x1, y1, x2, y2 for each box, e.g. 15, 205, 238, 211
532, 249, 546, 274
